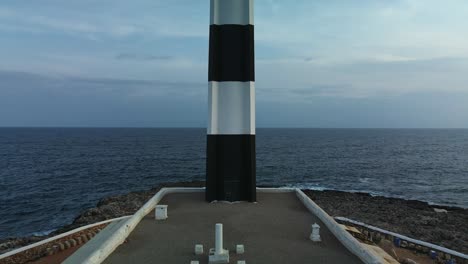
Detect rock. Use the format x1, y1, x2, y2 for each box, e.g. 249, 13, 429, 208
402, 258, 418, 264
70, 238, 77, 247
58, 242, 65, 251
46, 247, 54, 256
0, 237, 44, 254
374, 233, 382, 242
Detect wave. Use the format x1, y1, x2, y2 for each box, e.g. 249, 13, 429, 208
30, 229, 56, 237
283, 183, 468, 209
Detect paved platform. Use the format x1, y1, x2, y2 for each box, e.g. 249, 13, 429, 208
103, 192, 362, 264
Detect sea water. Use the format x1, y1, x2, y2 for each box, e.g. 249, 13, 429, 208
1, 128, 467, 239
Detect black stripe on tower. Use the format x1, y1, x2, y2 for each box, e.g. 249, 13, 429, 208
208, 25, 255, 82
206, 135, 256, 202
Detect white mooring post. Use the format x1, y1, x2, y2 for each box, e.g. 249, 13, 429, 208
215, 223, 223, 255
310, 223, 321, 242
209, 223, 229, 263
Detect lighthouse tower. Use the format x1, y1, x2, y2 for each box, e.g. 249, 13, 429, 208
206, 0, 256, 202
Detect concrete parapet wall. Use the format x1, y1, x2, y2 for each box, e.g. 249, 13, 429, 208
0, 216, 131, 262
79, 187, 204, 264
295, 189, 385, 264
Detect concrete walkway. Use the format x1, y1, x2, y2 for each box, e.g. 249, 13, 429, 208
103, 192, 362, 264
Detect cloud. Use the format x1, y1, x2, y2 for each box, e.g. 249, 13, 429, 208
0, 70, 207, 127
1, 1, 468, 128
0, 70, 205, 98
0, 7, 142, 38
292, 85, 355, 98
1, 70, 468, 128
115, 53, 174, 61
0, 3, 206, 39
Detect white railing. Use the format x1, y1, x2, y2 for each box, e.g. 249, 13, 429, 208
335, 216, 468, 260
0, 215, 132, 260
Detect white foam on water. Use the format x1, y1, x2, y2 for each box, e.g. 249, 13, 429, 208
281, 184, 468, 209
30, 229, 56, 237
358, 177, 370, 184
282, 183, 330, 191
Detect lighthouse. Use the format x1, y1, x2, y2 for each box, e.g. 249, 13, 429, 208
206, 0, 256, 202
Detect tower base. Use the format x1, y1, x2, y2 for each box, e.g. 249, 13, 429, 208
206, 135, 256, 202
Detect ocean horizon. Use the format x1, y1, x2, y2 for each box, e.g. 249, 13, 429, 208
1, 127, 467, 240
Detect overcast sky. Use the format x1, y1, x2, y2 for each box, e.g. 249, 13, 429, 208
1, 0, 468, 128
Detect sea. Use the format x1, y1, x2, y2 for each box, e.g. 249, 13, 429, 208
1, 128, 467, 240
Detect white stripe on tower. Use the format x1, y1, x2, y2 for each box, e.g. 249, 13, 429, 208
210, 0, 254, 25
206, 0, 256, 202
208, 82, 255, 135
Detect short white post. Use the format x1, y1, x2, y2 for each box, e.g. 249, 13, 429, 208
195, 244, 204, 255
236, 244, 245, 254
215, 223, 223, 255
310, 223, 321, 242
155, 205, 168, 220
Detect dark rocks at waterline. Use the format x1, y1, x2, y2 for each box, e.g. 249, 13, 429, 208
55, 181, 206, 234
0, 181, 205, 255
0, 237, 44, 255
304, 189, 468, 254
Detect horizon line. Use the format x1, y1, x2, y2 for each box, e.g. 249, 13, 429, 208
1, 126, 468, 130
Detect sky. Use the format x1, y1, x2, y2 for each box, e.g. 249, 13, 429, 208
1, 0, 468, 128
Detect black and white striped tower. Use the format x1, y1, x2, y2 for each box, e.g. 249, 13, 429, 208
206, 0, 256, 202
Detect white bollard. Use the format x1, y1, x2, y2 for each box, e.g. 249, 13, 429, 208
195, 244, 204, 255
155, 205, 168, 220
190, 261, 199, 264
215, 223, 223, 255
310, 223, 321, 242
236, 244, 245, 254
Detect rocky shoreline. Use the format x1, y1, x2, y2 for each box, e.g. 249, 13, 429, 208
304, 189, 468, 254
1, 181, 467, 255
